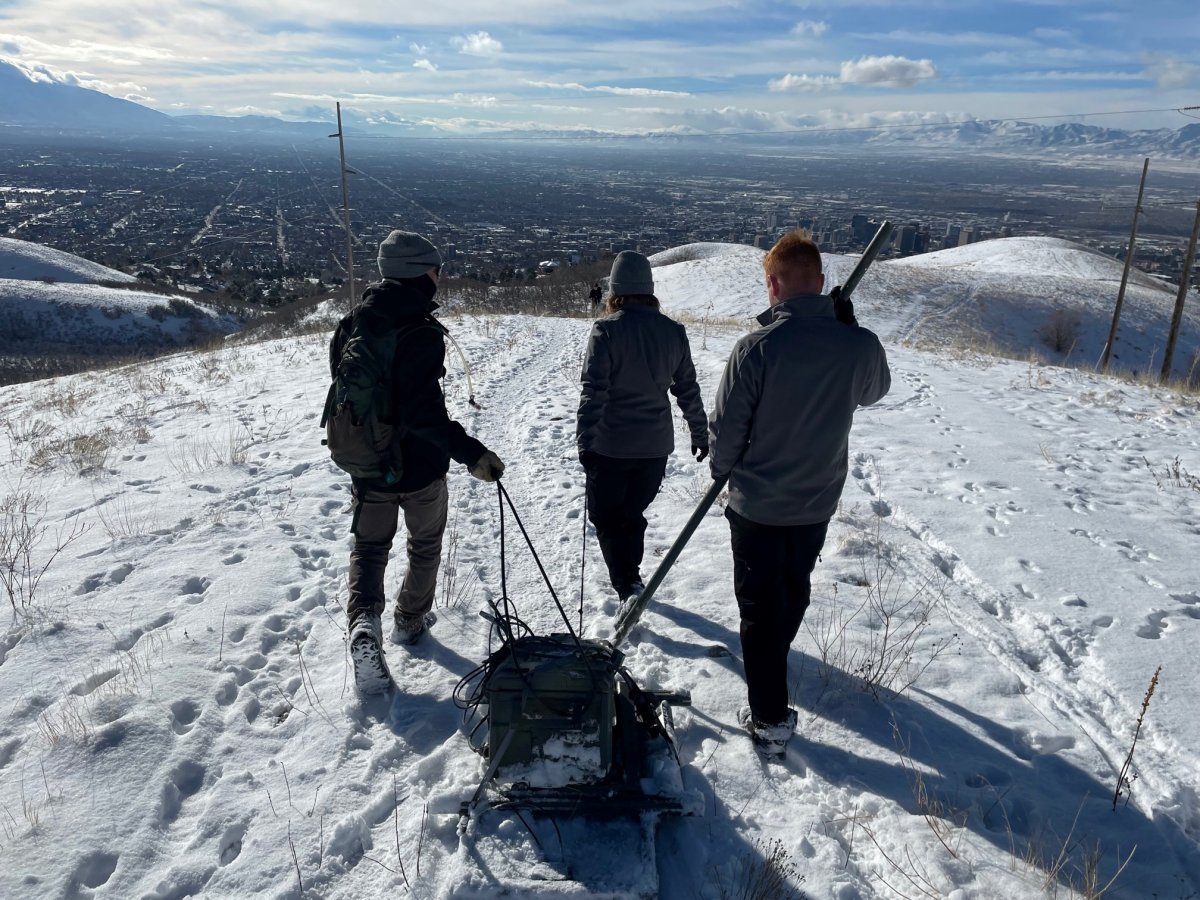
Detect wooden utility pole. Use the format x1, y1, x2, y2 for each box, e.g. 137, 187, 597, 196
1101, 157, 1150, 373
332, 102, 355, 302
1161, 199, 1200, 382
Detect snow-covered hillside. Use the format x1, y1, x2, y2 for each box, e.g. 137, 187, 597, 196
0, 237, 136, 284
652, 237, 1200, 381
1, 250, 1198, 899
0, 239, 242, 384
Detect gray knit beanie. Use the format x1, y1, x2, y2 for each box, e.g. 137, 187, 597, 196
378, 230, 442, 280
609, 251, 654, 296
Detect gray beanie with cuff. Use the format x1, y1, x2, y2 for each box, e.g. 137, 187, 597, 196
609, 250, 654, 296
378, 230, 442, 280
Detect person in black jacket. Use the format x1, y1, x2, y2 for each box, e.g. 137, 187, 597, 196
339, 231, 504, 694
577, 251, 708, 603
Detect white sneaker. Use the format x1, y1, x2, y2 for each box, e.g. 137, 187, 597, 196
350, 617, 391, 695
390, 611, 437, 646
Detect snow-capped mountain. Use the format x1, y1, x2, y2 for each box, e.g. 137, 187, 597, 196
0, 59, 170, 131
2, 57, 1198, 158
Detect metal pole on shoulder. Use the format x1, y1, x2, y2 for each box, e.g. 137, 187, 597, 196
611, 220, 893, 649
1161, 199, 1200, 383
1101, 157, 1150, 374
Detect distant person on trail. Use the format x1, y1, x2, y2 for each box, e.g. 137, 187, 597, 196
588, 281, 603, 313
330, 231, 505, 695
708, 229, 891, 757
576, 250, 708, 604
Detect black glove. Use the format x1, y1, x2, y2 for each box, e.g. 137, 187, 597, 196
692, 443, 709, 462
578, 449, 598, 470
831, 285, 858, 327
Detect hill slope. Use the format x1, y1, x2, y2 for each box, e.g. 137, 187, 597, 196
0, 292, 1198, 897
652, 236, 1199, 379
0, 237, 137, 284
0, 238, 242, 383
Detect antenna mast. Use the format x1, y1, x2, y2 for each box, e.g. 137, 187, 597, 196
332, 102, 355, 302
1101, 157, 1149, 373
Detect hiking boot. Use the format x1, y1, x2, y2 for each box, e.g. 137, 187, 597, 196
390, 611, 437, 646
738, 706, 797, 759
350, 616, 391, 695
617, 580, 646, 603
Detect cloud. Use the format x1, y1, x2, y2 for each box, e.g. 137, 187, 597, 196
770, 54, 936, 92
452, 31, 502, 56
768, 73, 840, 92
840, 55, 936, 87
1009, 70, 1143, 82
791, 20, 828, 37
526, 80, 691, 97
854, 29, 1034, 49
409, 42, 428, 55
0, 32, 173, 65
622, 105, 972, 136
413, 59, 438, 73
1143, 55, 1200, 90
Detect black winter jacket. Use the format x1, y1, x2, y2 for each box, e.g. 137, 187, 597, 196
331, 279, 485, 492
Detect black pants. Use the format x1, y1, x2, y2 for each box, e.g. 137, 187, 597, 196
584, 454, 668, 595
727, 507, 829, 725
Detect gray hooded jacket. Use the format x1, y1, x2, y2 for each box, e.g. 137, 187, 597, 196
709, 293, 890, 526
577, 305, 708, 459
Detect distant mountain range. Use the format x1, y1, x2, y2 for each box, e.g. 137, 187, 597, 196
2, 58, 1198, 159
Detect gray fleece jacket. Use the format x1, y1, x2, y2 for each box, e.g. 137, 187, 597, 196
577, 305, 708, 459
709, 293, 890, 526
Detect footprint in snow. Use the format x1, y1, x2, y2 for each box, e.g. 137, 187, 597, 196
170, 699, 200, 735
218, 824, 246, 866
180, 576, 211, 603
66, 851, 119, 894
1136, 611, 1169, 640
160, 760, 205, 825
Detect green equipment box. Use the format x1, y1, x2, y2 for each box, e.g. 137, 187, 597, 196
484, 636, 619, 781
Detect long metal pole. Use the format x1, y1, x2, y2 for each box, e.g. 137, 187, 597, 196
1101, 157, 1150, 373
335, 102, 355, 302
612, 220, 893, 648
1161, 199, 1200, 382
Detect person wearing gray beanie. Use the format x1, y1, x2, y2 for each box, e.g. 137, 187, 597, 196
378, 230, 443, 281
330, 228, 504, 694
576, 250, 709, 604
608, 250, 654, 297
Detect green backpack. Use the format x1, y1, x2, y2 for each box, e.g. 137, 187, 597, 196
321, 311, 411, 484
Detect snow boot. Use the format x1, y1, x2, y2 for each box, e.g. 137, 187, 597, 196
738, 706, 797, 759
618, 580, 646, 603
350, 616, 391, 695
390, 611, 437, 646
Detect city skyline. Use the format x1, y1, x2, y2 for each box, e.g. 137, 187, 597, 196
2, 0, 1198, 135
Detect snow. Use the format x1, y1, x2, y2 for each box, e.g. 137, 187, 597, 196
0, 237, 136, 284
653, 237, 1200, 382
1, 246, 1199, 899
0, 239, 240, 362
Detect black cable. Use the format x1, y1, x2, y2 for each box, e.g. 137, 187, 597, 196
496, 480, 582, 646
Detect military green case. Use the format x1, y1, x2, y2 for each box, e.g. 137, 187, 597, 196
485, 636, 619, 778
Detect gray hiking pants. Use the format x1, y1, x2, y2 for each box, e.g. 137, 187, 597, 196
347, 477, 448, 629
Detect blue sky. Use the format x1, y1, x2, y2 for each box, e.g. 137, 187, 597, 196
1, 0, 1197, 134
